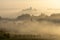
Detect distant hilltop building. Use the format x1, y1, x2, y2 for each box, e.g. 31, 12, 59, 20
22, 7, 37, 11
17, 7, 48, 20
22, 7, 33, 11
19, 7, 40, 16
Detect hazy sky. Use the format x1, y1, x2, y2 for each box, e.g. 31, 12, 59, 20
0, 0, 60, 18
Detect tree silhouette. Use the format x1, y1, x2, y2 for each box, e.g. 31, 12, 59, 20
17, 14, 31, 20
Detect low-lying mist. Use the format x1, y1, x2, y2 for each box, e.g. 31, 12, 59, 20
0, 20, 60, 36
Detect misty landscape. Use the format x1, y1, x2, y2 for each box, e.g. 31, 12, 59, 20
1, 0, 60, 40
0, 7, 60, 40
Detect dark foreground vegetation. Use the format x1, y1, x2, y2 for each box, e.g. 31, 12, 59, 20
0, 30, 56, 40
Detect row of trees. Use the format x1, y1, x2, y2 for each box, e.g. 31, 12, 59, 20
0, 13, 60, 20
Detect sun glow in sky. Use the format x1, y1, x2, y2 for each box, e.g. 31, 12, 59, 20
0, 0, 60, 18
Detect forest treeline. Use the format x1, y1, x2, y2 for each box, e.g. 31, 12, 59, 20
0, 13, 60, 23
